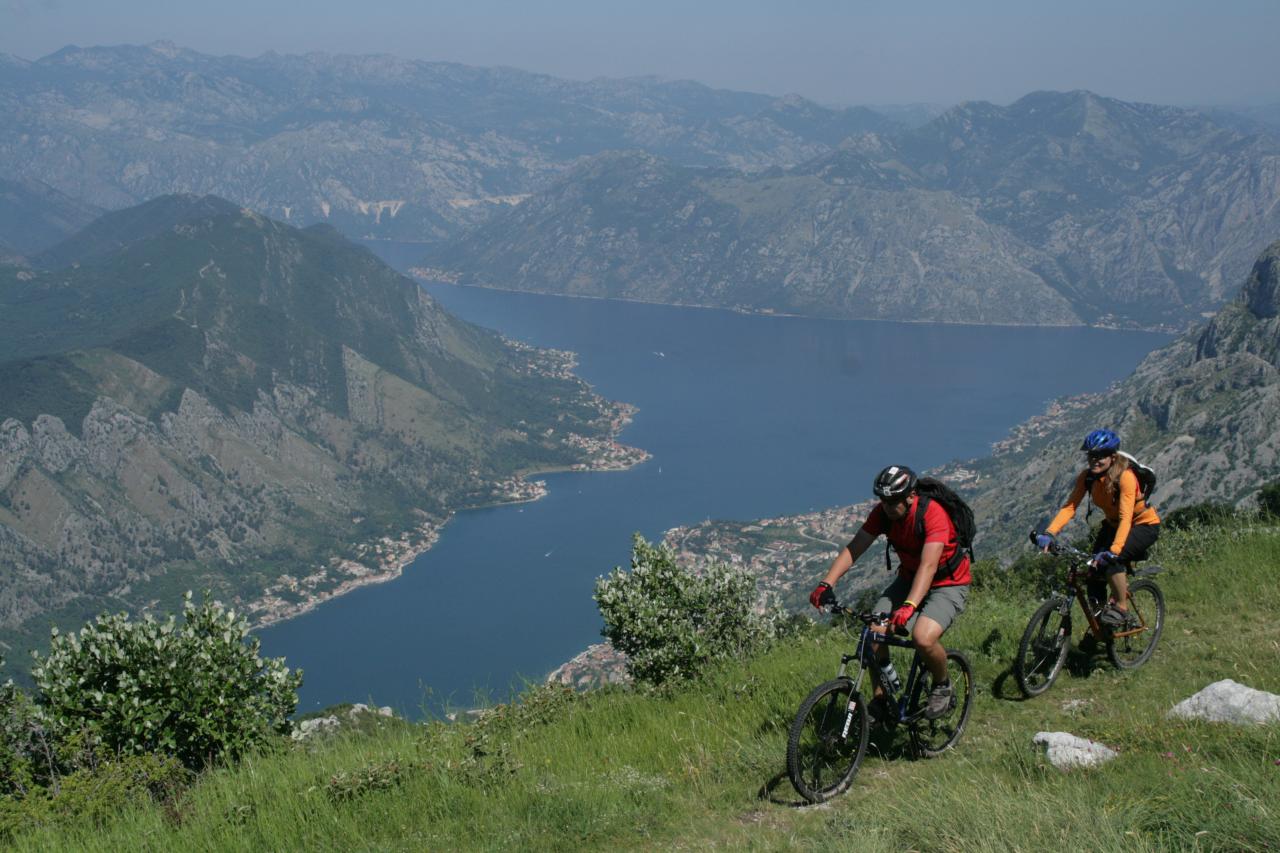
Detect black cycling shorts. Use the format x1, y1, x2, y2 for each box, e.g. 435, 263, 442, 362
1092, 522, 1160, 573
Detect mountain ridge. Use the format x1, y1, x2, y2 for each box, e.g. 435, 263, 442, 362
0, 42, 901, 245
0, 197, 644, 665
421, 90, 1280, 329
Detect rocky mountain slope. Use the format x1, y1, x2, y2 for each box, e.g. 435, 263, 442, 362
665, 238, 1280, 602
0, 42, 896, 243
0, 196, 641, 662
423, 91, 1280, 329
0, 177, 102, 257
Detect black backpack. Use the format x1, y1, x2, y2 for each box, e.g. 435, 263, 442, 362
883, 477, 976, 579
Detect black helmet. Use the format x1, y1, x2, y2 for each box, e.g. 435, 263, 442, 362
873, 465, 917, 501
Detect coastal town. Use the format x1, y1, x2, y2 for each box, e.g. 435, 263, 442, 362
244, 351, 649, 629
247, 514, 446, 628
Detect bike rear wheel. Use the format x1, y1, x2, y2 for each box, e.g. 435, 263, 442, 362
1014, 597, 1071, 697
1107, 578, 1165, 669
786, 678, 869, 803
907, 650, 974, 758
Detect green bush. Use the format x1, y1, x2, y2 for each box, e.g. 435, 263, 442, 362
1257, 479, 1280, 518
594, 534, 782, 687
1162, 500, 1236, 530
0, 661, 53, 798
31, 591, 302, 771
0, 752, 190, 839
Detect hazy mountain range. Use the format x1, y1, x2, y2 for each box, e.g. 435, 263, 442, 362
0, 42, 898, 245
0, 195, 637, 663
421, 91, 1280, 329
5, 43, 1280, 329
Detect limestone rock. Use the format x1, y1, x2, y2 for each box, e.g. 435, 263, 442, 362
1033, 731, 1118, 769
1167, 679, 1280, 725
291, 715, 341, 740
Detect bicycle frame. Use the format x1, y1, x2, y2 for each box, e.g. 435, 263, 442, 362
835, 619, 928, 725
1047, 547, 1156, 641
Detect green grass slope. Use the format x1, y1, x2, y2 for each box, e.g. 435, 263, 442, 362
10, 522, 1280, 851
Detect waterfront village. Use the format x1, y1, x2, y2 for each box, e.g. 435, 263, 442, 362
246, 436, 647, 628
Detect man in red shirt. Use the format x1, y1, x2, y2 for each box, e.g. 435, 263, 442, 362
809, 465, 970, 719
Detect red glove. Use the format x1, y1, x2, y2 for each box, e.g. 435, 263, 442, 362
889, 601, 917, 631
809, 582, 835, 610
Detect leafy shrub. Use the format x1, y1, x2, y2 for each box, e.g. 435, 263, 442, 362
594, 534, 782, 687
324, 758, 416, 803
1257, 479, 1280, 518
456, 682, 579, 785
1162, 501, 1236, 531
968, 550, 1062, 599
0, 661, 55, 798
0, 752, 190, 839
32, 591, 302, 771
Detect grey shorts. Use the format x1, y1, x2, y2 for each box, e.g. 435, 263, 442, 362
874, 576, 969, 634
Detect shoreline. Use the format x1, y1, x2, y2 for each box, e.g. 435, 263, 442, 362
248, 414, 649, 632
410, 273, 1188, 335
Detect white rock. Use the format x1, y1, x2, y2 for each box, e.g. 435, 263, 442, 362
1033, 731, 1118, 769
291, 715, 341, 740
1167, 679, 1280, 725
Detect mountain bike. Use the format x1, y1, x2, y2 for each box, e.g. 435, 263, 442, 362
1013, 541, 1165, 698
785, 605, 975, 804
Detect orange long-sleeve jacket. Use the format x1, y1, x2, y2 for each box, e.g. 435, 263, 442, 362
1046, 468, 1160, 553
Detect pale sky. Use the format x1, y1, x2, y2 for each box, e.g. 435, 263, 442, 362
2, 0, 1277, 108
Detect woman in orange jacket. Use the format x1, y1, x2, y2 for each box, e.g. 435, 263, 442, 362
1033, 429, 1160, 629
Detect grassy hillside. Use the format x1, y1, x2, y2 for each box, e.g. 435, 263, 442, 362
9, 521, 1280, 851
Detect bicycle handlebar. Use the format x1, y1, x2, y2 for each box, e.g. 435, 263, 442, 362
827, 603, 908, 635
1047, 542, 1092, 560
1027, 532, 1094, 562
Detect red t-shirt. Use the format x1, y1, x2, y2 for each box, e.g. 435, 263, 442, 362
858, 495, 971, 587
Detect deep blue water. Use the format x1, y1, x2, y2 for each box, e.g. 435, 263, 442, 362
258, 247, 1168, 717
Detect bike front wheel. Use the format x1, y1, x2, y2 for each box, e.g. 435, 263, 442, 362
907, 650, 974, 758
1107, 578, 1165, 669
786, 678, 869, 803
1014, 597, 1071, 698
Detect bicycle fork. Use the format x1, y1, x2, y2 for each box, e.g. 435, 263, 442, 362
836, 653, 862, 738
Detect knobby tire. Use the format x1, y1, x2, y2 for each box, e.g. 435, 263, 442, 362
1107, 578, 1165, 669
907, 649, 974, 758
786, 678, 869, 803
1014, 597, 1071, 698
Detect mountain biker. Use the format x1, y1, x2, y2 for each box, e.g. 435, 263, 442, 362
1033, 429, 1161, 630
809, 465, 970, 720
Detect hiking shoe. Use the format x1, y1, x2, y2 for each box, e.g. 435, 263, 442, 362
1100, 605, 1138, 630
924, 682, 954, 720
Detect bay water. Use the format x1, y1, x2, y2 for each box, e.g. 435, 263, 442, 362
258, 247, 1168, 716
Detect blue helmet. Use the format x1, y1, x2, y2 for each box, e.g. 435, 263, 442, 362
1080, 429, 1120, 453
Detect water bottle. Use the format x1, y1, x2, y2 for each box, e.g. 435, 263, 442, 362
879, 661, 902, 694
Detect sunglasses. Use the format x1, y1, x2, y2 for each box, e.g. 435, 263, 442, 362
1086, 452, 1113, 463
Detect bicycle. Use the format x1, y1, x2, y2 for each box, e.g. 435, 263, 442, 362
785, 604, 975, 804
1013, 541, 1166, 698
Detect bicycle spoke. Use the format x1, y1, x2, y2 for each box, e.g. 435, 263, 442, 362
1107, 579, 1164, 670
787, 678, 869, 803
